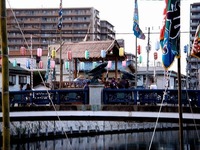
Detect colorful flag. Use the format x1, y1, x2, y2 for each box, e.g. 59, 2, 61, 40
191, 24, 200, 59
160, 0, 180, 69
133, 0, 145, 40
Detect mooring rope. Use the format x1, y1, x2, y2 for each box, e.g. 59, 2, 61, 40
148, 70, 171, 150
184, 79, 200, 140
6, 1, 74, 149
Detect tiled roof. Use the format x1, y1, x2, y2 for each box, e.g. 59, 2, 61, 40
8, 40, 126, 61
0, 62, 30, 74
51, 40, 126, 61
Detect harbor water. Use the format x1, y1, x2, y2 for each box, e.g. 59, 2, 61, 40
7, 129, 200, 150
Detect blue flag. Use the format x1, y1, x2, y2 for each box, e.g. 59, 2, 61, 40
160, 0, 180, 69
133, 0, 145, 40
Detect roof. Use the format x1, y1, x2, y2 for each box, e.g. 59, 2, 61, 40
8, 40, 126, 62
0, 62, 30, 74
50, 40, 126, 61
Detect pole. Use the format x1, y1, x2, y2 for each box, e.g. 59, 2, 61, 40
135, 38, 137, 88
1, 0, 10, 149
146, 27, 150, 88
154, 58, 156, 80
59, 31, 63, 88
59, 0, 63, 89
30, 35, 33, 89
177, 56, 183, 150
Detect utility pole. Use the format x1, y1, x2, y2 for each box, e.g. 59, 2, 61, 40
1, 0, 10, 149
146, 27, 151, 88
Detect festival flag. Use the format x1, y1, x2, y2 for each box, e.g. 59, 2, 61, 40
133, 0, 145, 40
160, 0, 180, 69
191, 24, 200, 59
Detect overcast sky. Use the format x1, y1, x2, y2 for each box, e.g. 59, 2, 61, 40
6, 0, 200, 74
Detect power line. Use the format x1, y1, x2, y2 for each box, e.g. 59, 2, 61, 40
8, 30, 192, 36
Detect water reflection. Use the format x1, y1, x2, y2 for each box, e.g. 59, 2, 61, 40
9, 130, 200, 150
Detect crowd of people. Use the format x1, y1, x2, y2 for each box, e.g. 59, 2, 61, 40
19, 83, 32, 91
104, 78, 130, 89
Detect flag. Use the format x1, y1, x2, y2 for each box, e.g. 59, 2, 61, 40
191, 24, 200, 59
133, 0, 145, 40
160, 0, 180, 69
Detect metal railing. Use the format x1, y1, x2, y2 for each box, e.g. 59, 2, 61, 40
2, 88, 200, 107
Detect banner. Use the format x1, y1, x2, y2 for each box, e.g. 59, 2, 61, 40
133, 0, 145, 40
160, 0, 180, 69
191, 24, 200, 59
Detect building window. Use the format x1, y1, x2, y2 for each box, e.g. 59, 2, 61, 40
19, 76, 27, 85
9, 75, 16, 85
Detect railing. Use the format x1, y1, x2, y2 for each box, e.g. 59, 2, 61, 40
103, 89, 200, 107
8, 89, 89, 107
2, 89, 200, 107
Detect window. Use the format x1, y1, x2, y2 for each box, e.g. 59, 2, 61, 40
19, 76, 27, 84
9, 75, 16, 85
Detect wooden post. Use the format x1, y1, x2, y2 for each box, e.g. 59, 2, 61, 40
178, 47, 183, 150
135, 38, 137, 87
0, 0, 10, 149
115, 57, 118, 80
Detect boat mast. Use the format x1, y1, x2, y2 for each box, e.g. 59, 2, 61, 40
0, 0, 10, 149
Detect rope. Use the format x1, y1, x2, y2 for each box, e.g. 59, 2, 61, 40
148, 70, 171, 150
6, 0, 74, 149
184, 80, 200, 140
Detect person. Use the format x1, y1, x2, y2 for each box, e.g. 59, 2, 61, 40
19, 84, 23, 91
83, 81, 90, 90
25, 83, 32, 106
149, 77, 157, 89
110, 78, 118, 89
25, 83, 32, 91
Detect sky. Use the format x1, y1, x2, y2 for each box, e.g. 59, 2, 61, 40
6, 0, 200, 75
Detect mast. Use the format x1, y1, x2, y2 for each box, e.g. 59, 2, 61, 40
135, 38, 137, 87
0, 0, 10, 149
58, 0, 63, 89
178, 55, 183, 150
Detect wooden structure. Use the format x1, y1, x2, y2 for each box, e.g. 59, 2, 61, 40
50, 40, 126, 81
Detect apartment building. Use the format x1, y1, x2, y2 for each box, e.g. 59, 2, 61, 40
6, 7, 116, 52
187, 2, 200, 89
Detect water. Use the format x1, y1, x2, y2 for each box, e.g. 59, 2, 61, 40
6, 130, 200, 150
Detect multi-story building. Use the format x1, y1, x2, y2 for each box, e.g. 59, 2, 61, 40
100, 20, 115, 40
6, 7, 116, 52
187, 2, 200, 89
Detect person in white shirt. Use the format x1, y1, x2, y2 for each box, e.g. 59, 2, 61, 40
149, 77, 157, 89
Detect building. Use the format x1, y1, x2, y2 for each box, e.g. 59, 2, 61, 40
187, 2, 200, 89
100, 20, 115, 40
6, 7, 116, 52
0, 62, 30, 91
137, 66, 186, 89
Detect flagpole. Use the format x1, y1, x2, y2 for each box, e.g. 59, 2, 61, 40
177, 55, 183, 150
146, 27, 150, 88
135, 37, 137, 88
1, 0, 10, 149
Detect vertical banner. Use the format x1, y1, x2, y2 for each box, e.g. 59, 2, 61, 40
191, 24, 200, 59
160, 0, 180, 69
133, 0, 145, 40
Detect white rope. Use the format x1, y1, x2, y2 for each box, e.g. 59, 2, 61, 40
184, 80, 200, 140
6, 1, 74, 149
148, 70, 170, 150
